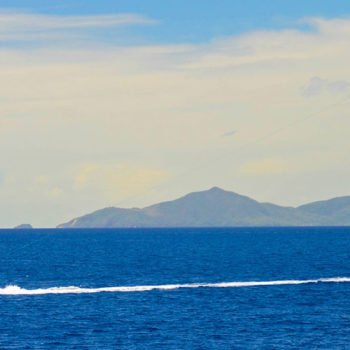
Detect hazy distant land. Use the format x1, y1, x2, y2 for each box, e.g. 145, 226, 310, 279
57, 187, 350, 228
13, 224, 33, 229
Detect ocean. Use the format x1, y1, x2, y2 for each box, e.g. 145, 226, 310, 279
1, 227, 350, 349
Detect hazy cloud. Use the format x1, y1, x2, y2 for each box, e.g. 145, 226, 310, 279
1, 15, 350, 226
301, 77, 350, 97
49, 187, 64, 198
240, 158, 290, 176
35, 175, 49, 184
0, 10, 157, 42
221, 130, 237, 138
74, 163, 167, 199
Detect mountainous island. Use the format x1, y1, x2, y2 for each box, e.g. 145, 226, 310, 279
57, 187, 350, 228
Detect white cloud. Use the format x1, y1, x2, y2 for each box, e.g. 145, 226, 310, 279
0, 10, 157, 42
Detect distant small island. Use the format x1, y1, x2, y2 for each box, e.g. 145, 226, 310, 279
14, 224, 33, 229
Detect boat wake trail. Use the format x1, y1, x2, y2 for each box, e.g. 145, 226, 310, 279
1, 277, 350, 295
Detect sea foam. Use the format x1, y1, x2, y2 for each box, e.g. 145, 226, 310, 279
1, 277, 350, 295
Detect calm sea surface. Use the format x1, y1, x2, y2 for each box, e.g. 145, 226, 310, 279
1, 227, 350, 349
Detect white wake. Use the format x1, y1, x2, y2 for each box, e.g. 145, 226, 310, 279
1, 277, 349, 295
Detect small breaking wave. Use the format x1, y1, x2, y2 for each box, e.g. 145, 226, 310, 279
1, 277, 350, 295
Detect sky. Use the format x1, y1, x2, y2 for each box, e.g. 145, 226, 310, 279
1, 1, 350, 227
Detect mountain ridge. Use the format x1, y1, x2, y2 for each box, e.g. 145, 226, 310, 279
57, 187, 350, 228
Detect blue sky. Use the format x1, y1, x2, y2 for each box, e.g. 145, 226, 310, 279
2, 0, 350, 44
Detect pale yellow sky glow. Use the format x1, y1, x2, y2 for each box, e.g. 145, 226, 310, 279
1, 11, 350, 227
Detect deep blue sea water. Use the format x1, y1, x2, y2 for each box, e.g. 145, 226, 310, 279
1, 227, 350, 349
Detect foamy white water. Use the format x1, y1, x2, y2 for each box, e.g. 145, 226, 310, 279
1, 277, 350, 295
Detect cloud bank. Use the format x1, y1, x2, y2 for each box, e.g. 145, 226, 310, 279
1, 12, 350, 226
